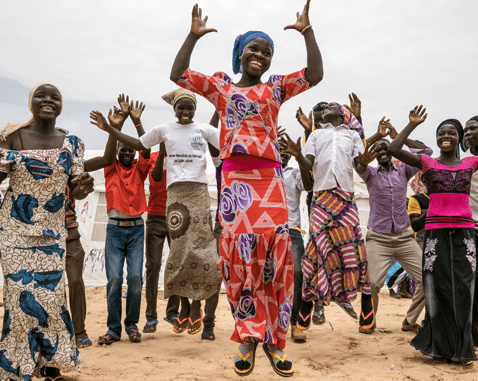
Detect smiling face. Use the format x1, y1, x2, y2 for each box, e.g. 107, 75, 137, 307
117, 142, 136, 167
240, 38, 272, 77
436, 124, 459, 152
322, 102, 342, 124
464, 120, 478, 147
31, 84, 62, 121
375, 139, 392, 166
174, 98, 196, 125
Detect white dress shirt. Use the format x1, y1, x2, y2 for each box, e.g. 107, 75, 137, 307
303, 123, 364, 193
462, 149, 478, 220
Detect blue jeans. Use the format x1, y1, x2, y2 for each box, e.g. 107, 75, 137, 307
290, 228, 305, 325
105, 223, 144, 339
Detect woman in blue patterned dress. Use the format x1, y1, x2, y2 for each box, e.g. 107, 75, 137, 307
0, 84, 93, 380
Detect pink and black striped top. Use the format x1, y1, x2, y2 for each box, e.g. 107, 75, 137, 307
422, 154, 478, 229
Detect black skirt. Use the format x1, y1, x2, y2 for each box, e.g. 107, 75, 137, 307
410, 227, 476, 362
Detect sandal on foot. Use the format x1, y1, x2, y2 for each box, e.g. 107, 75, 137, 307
76, 337, 92, 348
297, 301, 313, 330
173, 316, 188, 333
312, 302, 326, 325
127, 328, 142, 343
262, 343, 294, 378
234, 342, 258, 377
143, 319, 159, 333
163, 316, 177, 326
98, 332, 120, 345
201, 323, 215, 341
188, 314, 203, 335
335, 301, 358, 320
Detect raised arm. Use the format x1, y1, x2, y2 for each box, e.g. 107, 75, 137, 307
284, 0, 323, 86
85, 106, 126, 172
366, 117, 389, 147
279, 133, 314, 192
344, 93, 362, 126
387, 125, 429, 150
170, 4, 217, 83
388, 105, 428, 169
90, 111, 146, 152
151, 142, 166, 182
295, 107, 313, 142
355, 142, 378, 175
129, 100, 150, 159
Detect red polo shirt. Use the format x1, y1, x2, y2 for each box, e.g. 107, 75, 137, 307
147, 151, 167, 217
104, 153, 150, 216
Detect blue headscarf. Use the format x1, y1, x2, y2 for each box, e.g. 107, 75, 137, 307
232, 31, 274, 74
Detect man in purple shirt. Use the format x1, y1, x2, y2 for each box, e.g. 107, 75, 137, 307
355, 122, 432, 334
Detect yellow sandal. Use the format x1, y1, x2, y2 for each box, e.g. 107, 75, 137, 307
262, 343, 294, 377
234, 342, 258, 377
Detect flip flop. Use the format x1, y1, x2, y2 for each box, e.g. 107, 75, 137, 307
297, 301, 313, 330
262, 343, 294, 378
76, 337, 92, 348
173, 316, 188, 333
188, 316, 203, 335
163, 316, 178, 326
234, 342, 258, 377
143, 320, 159, 333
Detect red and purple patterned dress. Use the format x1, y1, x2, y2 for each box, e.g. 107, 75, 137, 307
178, 68, 311, 349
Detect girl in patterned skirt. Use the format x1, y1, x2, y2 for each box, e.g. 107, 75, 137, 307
0, 84, 93, 380
169, 0, 323, 377
280, 102, 374, 335
389, 107, 477, 366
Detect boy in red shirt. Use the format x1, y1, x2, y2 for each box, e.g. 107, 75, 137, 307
92, 98, 150, 344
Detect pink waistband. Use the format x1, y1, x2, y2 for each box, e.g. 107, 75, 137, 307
222, 155, 281, 171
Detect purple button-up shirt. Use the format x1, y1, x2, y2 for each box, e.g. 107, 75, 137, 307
360, 147, 433, 233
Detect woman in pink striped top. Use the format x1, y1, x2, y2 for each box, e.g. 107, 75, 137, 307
388, 106, 477, 366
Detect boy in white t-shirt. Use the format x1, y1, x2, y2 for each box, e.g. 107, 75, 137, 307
91, 88, 222, 336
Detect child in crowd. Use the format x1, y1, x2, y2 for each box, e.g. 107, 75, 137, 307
90, 96, 151, 345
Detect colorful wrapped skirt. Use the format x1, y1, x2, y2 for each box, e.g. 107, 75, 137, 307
219, 167, 293, 350
164, 181, 222, 301
302, 187, 371, 304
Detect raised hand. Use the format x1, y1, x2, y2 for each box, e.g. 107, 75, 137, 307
377, 117, 391, 137
284, 0, 311, 32
191, 4, 217, 37
387, 125, 399, 139
409, 105, 427, 126
277, 126, 287, 140
71, 172, 94, 195
90, 111, 109, 131
345, 93, 361, 120
118, 94, 130, 116
279, 133, 302, 158
358, 142, 378, 166
130, 100, 145, 120
108, 106, 125, 128
296, 107, 313, 132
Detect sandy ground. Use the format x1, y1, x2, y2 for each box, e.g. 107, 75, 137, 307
7, 287, 476, 381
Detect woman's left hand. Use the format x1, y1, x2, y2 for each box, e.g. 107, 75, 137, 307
90, 111, 110, 131
284, 0, 311, 33
71, 172, 94, 195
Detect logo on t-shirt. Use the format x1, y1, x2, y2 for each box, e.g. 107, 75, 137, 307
191, 134, 203, 150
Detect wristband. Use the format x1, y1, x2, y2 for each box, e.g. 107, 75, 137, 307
135, 123, 142, 128
301, 25, 312, 35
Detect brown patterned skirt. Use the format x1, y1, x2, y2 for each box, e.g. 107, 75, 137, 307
163, 181, 222, 300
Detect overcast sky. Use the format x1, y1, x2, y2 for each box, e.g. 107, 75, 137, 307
1, 0, 477, 154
